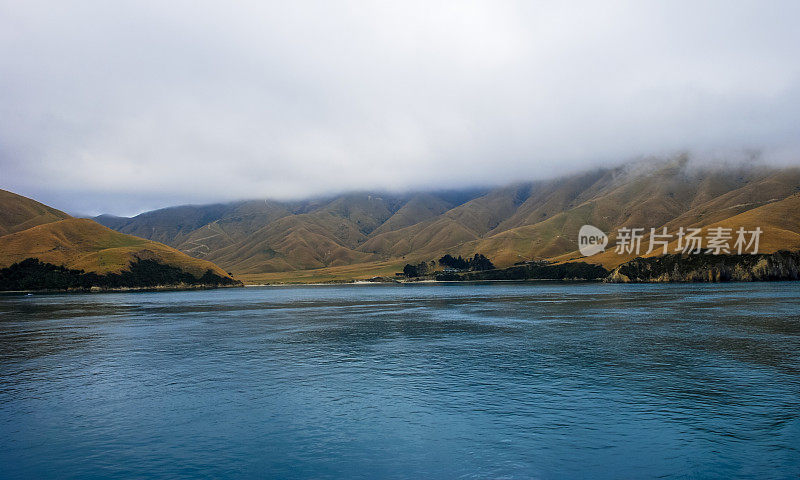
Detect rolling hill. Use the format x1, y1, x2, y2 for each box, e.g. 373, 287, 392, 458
0, 189, 71, 236
91, 157, 800, 283
0, 189, 237, 288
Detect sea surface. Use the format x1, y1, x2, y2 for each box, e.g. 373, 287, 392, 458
1, 282, 799, 479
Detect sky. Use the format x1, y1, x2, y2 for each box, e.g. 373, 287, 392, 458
1, 1, 799, 216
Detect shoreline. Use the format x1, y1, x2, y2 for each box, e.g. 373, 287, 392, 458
0, 283, 244, 295
7, 250, 800, 292
5, 277, 800, 293
241, 277, 800, 287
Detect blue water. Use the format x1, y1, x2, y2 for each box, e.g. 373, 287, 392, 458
1, 282, 799, 479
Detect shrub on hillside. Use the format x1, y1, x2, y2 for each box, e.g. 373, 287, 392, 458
0, 258, 240, 291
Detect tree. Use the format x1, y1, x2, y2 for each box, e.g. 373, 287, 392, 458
438, 254, 468, 270
0, 257, 239, 291
438, 253, 494, 271
469, 254, 495, 271
403, 261, 431, 278
403, 264, 419, 277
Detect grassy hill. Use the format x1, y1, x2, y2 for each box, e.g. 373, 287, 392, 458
0, 189, 237, 288
0, 218, 232, 278
581, 192, 800, 268
0, 190, 71, 236
92, 157, 800, 283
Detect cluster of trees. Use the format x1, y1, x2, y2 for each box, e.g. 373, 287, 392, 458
402, 253, 495, 278
438, 254, 495, 271
450, 261, 608, 281
0, 258, 239, 291
402, 261, 434, 278
456, 262, 609, 281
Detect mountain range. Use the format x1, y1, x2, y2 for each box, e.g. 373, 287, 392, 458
91, 156, 800, 283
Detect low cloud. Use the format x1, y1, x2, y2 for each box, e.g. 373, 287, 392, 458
1, 1, 799, 215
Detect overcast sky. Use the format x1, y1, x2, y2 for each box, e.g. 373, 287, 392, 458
1, 1, 799, 215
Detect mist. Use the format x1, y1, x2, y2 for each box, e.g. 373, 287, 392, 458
1, 1, 799, 215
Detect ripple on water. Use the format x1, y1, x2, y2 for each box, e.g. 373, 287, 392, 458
0, 282, 799, 479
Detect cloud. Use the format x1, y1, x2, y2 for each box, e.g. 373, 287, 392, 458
1, 0, 799, 215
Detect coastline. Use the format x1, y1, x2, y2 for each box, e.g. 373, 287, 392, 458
242, 251, 800, 286
0, 283, 244, 295
7, 251, 799, 292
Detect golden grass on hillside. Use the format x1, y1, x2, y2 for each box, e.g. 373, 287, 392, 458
237, 260, 407, 284
87, 160, 800, 280
577, 193, 800, 268
0, 189, 71, 236
0, 218, 232, 278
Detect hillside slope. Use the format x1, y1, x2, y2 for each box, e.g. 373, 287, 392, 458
582, 192, 800, 268
0, 218, 232, 278
0, 189, 71, 236
93, 158, 800, 281
0, 191, 237, 288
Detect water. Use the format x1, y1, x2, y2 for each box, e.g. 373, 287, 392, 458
1, 282, 799, 479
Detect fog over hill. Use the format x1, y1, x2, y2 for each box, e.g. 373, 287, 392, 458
93, 157, 800, 279
2, 2, 799, 214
